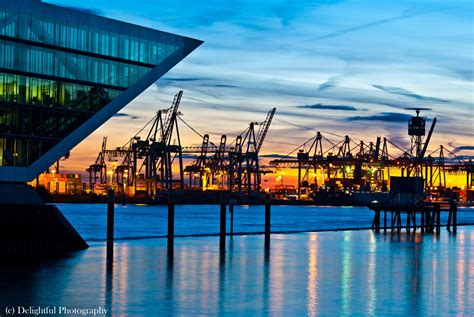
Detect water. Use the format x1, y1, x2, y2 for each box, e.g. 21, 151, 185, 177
1, 205, 474, 316
57, 204, 474, 240
1, 229, 473, 315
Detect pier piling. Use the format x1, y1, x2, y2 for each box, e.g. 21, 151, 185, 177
372, 209, 381, 232
371, 197, 458, 235
406, 210, 411, 232
168, 190, 175, 255
436, 204, 441, 233
421, 208, 425, 233
452, 201, 457, 233
265, 194, 271, 246
447, 207, 452, 232
220, 193, 226, 251
229, 198, 235, 237
107, 189, 115, 261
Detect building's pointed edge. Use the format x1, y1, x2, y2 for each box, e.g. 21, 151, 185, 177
0, 35, 203, 182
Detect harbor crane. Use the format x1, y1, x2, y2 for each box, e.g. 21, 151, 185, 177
229, 108, 276, 193
88, 136, 107, 191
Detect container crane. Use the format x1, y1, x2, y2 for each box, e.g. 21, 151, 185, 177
88, 136, 107, 191
238, 107, 276, 193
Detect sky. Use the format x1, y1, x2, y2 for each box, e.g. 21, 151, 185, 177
44, 0, 473, 175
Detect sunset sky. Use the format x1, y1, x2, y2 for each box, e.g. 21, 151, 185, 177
44, 0, 473, 176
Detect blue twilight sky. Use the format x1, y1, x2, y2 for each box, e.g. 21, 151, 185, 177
44, 0, 473, 172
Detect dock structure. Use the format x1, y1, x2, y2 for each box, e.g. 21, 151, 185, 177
368, 176, 457, 233
370, 201, 457, 233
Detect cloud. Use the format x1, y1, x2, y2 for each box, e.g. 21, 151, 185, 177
317, 76, 339, 91
452, 145, 474, 154
49, 0, 473, 176
297, 103, 358, 111
385, 133, 411, 152
260, 153, 292, 159
203, 84, 239, 88
162, 77, 208, 82
372, 85, 448, 103
275, 118, 315, 132
346, 112, 412, 122
60, 5, 104, 16
113, 113, 139, 119
312, 11, 422, 41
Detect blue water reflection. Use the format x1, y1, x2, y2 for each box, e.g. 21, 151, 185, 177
1, 229, 473, 315
58, 204, 474, 241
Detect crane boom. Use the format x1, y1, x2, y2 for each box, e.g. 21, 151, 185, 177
95, 136, 107, 164
256, 107, 276, 153
420, 117, 437, 160
162, 90, 183, 144
196, 134, 209, 168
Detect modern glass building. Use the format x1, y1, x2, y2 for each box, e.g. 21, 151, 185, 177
0, 0, 202, 182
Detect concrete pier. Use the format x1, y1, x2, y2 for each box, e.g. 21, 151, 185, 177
0, 183, 88, 261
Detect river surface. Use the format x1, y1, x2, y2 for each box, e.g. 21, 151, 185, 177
58, 203, 474, 240
0, 204, 473, 316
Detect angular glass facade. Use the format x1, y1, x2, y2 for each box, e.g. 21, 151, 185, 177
0, 0, 201, 173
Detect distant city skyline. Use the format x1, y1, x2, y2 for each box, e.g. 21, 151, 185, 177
44, 0, 473, 175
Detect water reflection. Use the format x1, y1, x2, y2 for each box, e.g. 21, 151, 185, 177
306, 234, 318, 316
269, 235, 285, 315
165, 253, 174, 315
263, 241, 270, 317
1, 229, 474, 315
104, 259, 113, 315
341, 231, 352, 315
367, 233, 376, 315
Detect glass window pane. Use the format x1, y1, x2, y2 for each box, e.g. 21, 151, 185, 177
100, 30, 109, 55
110, 33, 119, 57
89, 28, 99, 54
130, 37, 139, 61
139, 38, 148, 63
119, 34, 129, 60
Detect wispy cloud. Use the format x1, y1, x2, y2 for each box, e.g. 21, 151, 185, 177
311, 11, 422, 41
452, 145, 474, 154
346, 112, 411, 122
297, 103, 358, 111
162, 77, 209, 82
58, 5, 104, 16
260, 153, 292, 159
203, 84, 239, 88
372, 85, 448, 103
386, 132, 411, 151
113, 113, 139, 119
317, 76, 339, 91
45, 0, 473, 174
